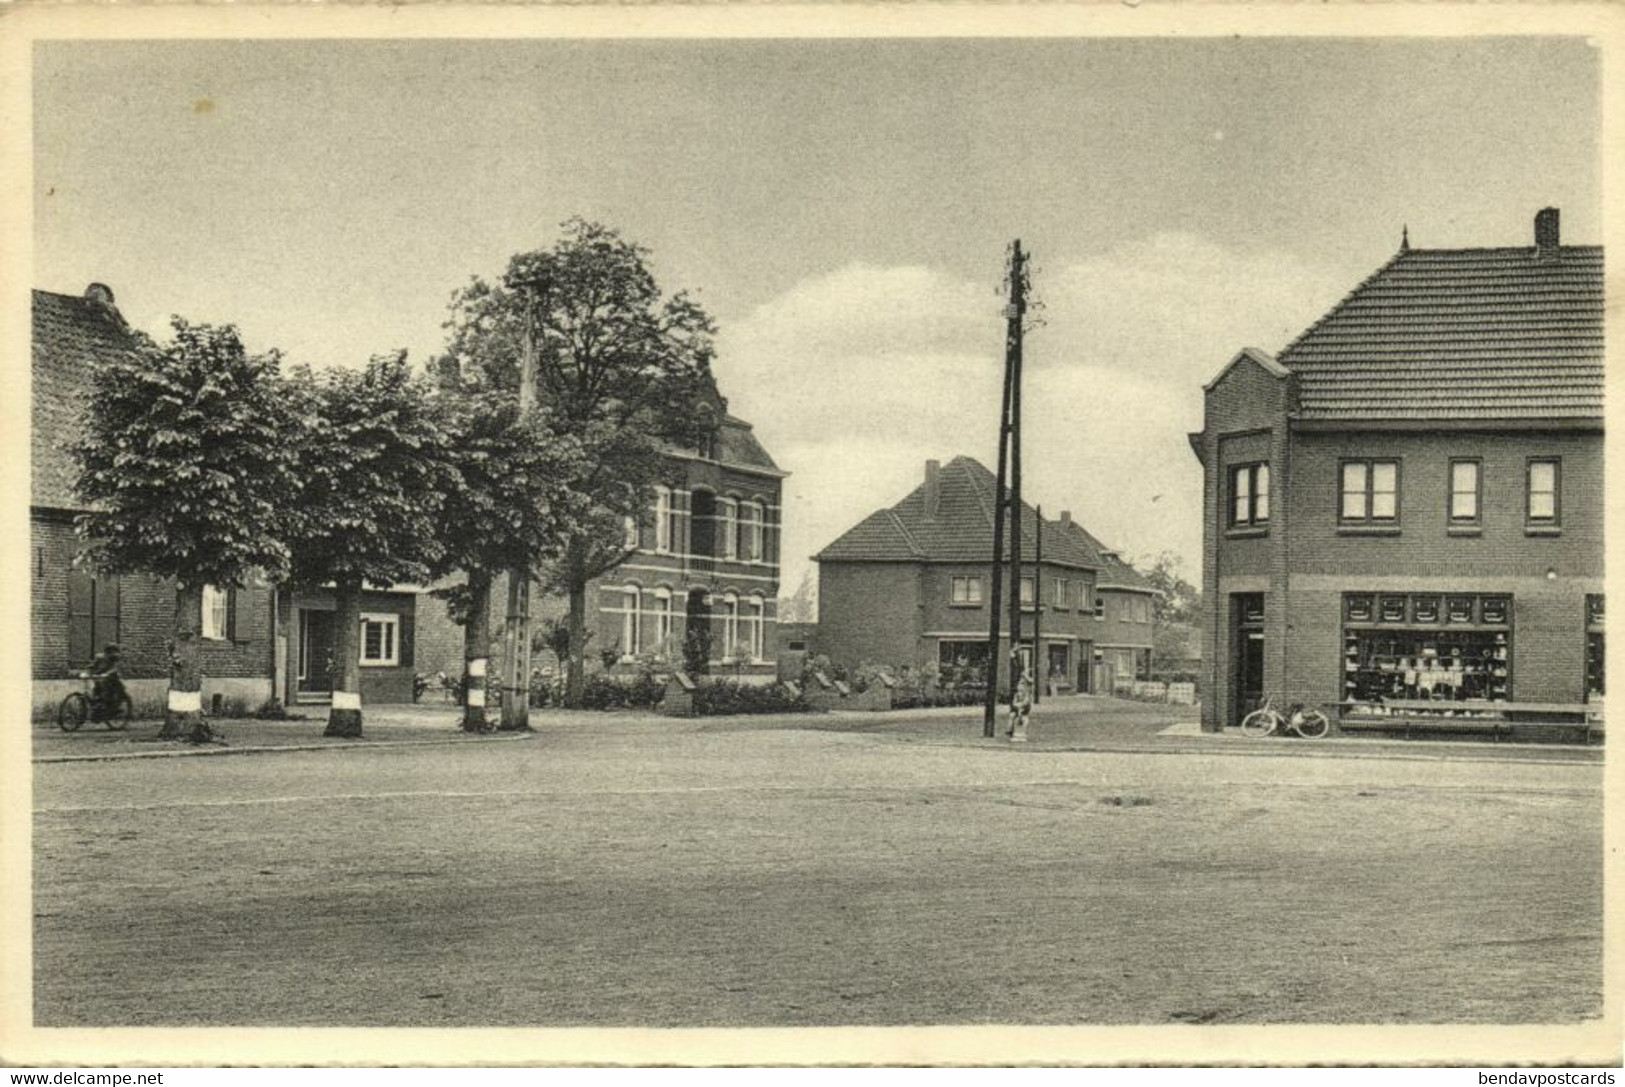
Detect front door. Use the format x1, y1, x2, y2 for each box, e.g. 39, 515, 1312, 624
1233, 593, 1266, 724
683, 589, 711, 676
1047, 643, 1070, 692
298, 609, 336, 696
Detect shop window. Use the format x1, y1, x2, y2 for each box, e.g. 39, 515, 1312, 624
1341, 459, 1400, 524
938, 641, 989, 686
1527, 459, 1560, 525
1344, 592, 1517, 704
1229, 463, 1269, 528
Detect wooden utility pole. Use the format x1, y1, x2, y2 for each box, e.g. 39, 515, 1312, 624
1034, 503, 1043, 706
499, 287, 543, 731
984, 240, 1027, 737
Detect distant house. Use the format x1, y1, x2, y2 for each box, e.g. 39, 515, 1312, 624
29, 285, 277, 717
1188, 209, 1603, 732
813, 456, 1156, 693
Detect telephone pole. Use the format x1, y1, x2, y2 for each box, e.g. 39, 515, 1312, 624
984, 240, 1028, 737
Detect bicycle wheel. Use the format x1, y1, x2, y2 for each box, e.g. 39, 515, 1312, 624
1292, 710, 1330, 739
1238, 708, 1277, 738
58, 692, 89, 732
105, 694, 133, 731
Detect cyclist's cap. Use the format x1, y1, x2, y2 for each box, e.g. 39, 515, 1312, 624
103, 643, 121, 653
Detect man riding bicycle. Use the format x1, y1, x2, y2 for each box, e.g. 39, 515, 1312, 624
90, 642, 127, 714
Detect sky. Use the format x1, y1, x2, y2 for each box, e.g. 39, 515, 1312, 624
32, 37, 1602, 599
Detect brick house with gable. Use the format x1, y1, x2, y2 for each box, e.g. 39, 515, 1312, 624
30, 285, 278, 717
814, 456, 1156, 693
1189, 209, 1603, 733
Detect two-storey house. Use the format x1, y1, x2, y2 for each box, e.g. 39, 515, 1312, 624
1189, 209, 1603, 732
569, 383, 787, 681
814, 456, 1156, 692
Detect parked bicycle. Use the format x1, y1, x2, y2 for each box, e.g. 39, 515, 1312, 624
1238, 697, 1330, 739
57, 672, 133, 732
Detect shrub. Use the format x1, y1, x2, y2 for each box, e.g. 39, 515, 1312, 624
693, 680, 809, 717
254, 698, 290, 720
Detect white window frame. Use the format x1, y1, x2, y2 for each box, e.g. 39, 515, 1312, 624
620, 587, 641, 659
360, 612, 400, 667
951, 576, 982, 605
654, 488, 673, 554
622, 514, 640, 550
717, 498, 738, 560
744, 595, 765, 662
201, 584, 229, 641
740, 500, 764, 562
719, 593, 739, 660
1053, 578, 1068, 609
1019, 576, 1036, 607
651, 587, 674, 649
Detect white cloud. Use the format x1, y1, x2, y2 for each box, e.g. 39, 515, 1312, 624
714, 237, 1349, 601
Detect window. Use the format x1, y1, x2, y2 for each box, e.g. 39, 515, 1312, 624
1136, 596, 1152, 624
743, 595, 765, 661
1341, 460, 1399, 523
1587, 594, 1605, 700
1053, 578, 1068, 609
1527, 459, 1560, 525
1094, 598, 1105, 620
651, 588, 674, 650
1019, 576, 1035, 608
1229, 463, 1270, 527
653, 488, 673, 553
739, 501, 764, 562
1343, 592, 1513, 703
360, 614, 399, 666
1449, 460, 1481, 523
1116, 596, 1133, 622
622, 515, 639, 549
717, 498, 738, 559
719, 594, 739, 660
67, 570, 121, 668
950, 576, 982, 605
620, 587, 641, 658
202, 584, 231, 641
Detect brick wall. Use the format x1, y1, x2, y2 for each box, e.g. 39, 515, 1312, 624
816, 562, 923, 672
283, 588, 417, 705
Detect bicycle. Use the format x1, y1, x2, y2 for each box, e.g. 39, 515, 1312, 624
57, 672, 133, 732
1238, 697, 1330, 739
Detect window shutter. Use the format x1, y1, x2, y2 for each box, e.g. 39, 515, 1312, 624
68, 570, 94, 667
399, 612, 415, 668
227, 587, 239, 643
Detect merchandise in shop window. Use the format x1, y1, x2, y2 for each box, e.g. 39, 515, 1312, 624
1379, 595, 1407, 623
1346, 595, 1374, 623
1412, 596, 1440, 624
1446, 596, 1475, 623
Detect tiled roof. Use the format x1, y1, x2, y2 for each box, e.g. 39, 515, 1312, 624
1055, 519, 1155, 593
718, 417, 780, 472
815, 455, 1104, 569
32, 288, 143, 510
1279, 244, 1603, 422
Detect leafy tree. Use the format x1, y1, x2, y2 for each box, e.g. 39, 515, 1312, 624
284, 353, 458, 737
427, 386, 590, 731
1139, 550, 1202, 676
440, 219, 717, 707
71, 319, 302, 742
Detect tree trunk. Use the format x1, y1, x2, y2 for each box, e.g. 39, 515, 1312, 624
162, 582, 209, 742
462, 570, 493, 732
324, 583, 364, 738
566, 575, 587, 708
499, 567, 532, 731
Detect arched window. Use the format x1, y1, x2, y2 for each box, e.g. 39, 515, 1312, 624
744, 595, 765, 661
621, 586, 641, 658
717, 498, 738, 560
739, 500, 763, 562
651, 587, 674, 651
654, 487, 673, 554
719, 593, 739, 660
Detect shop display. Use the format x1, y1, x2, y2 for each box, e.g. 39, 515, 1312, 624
1342, 592, 1512, 704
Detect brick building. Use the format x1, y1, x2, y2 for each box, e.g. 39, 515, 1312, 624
814, 456, 1156, 692
1189, 209, 1603, 732
514, 383, 787, 682
30, 285, 277, 717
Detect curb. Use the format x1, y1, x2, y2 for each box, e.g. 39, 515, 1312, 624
35, 732, 534, 764
961, 737, 1602, 767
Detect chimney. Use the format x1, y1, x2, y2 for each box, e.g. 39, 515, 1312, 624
1058, 510, 1071, 526
923, 459, 941, 520
1534, 208, 1560, 261
84, 283, 115, 307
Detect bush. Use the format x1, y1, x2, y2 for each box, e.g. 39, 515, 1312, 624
693, 680, 809, 717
